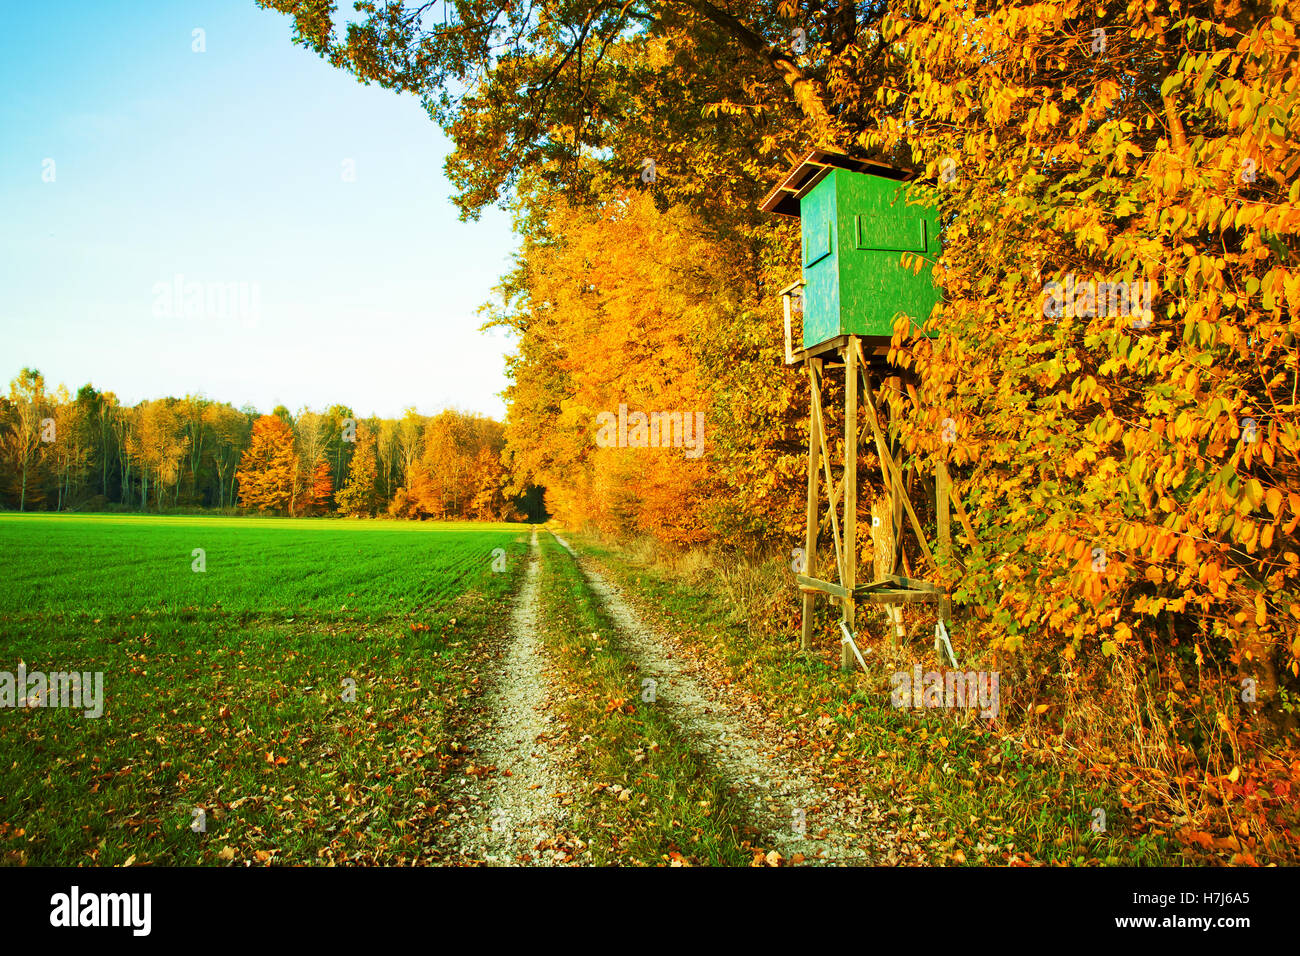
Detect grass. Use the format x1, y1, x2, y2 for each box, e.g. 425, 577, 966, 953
3, 511, 1230, 866
571, 534, 1192, 866
533, 534, 754, 865
0, 513, 531, 866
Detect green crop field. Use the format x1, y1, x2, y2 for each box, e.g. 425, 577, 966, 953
0, 513, 531, 866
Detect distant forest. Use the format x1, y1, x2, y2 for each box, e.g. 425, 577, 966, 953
0, 368, 543, 521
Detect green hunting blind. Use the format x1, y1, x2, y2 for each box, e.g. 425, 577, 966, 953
761, 150, 960, 672
760, 150, 942, 356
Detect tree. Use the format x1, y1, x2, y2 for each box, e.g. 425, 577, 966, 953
178, 394, 212, 504
420, 412, 470, 517
293, 409, 331, 514
470, 447, 511, 520
211, 405, 252, 510
0, 375, 519, 520
72, 384, 115, 504
376, 417, 400, 504
396, 407, 423, 488
236, 415, 298, 513
2, 368, 49, 511
404, 460, 442, 520
335, 423, 378, 517
50, 386, 91, 511
110, 402, 137, 509
325, 404, 355, 494
0, 380, 515, 519
258, 1, 858, 219
87, 387, 118, 501
129, 399, 189, 512
495, 192, 723, 542
308, 458, 334, 515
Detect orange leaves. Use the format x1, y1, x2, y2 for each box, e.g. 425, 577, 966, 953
306, 458, 333, 516
857, 0, 1300, 861
235, 416, 298, 514
1078, 569, 1106, 606
604, 697, 634, 716
503, 191, 737, 544
1198, 560, 1222, 593
878, 2, 1296, 638
1265, 486, 1284, 518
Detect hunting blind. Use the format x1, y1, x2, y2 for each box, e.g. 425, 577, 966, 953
761, 149, 962, 671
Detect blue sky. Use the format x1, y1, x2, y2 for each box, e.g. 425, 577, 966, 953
0, 0, 517, 419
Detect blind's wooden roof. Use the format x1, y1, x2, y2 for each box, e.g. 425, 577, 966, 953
758, 149, 916, 217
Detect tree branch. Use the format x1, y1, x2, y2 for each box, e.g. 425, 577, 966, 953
672, 0, 836, 139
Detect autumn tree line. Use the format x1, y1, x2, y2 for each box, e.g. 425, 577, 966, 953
266, 0, 1299, 847
0, 367, 532, 521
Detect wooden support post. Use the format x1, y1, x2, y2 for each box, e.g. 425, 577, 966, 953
937, 459, 981, 559
885, 377, 905, 576
936, 458, 951, 568
855, 341, 940, 573
810, 370, 845, 585
872, 494, 894, 581
842, 339, 858, 671
801, 359, 821, 652
935, 458, 953, 632
872, 497, 906, 644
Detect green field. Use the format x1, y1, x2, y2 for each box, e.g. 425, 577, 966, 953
0, 513, 530, 866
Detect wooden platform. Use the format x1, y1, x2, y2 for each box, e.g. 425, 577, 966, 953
790, 333, 893, 368
798, 572, 946, 606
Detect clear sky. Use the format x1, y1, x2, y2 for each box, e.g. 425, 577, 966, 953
0, 0, 517, 420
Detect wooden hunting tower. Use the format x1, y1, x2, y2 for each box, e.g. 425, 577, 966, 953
763, 153, 943, 348
762, 149, 961, 670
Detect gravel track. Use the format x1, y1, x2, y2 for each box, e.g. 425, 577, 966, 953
439, 531, 586, 865
553, 532, 891, 865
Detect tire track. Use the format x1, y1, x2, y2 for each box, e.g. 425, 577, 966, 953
552, 532, 891, 865
440, 531, 586, 865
